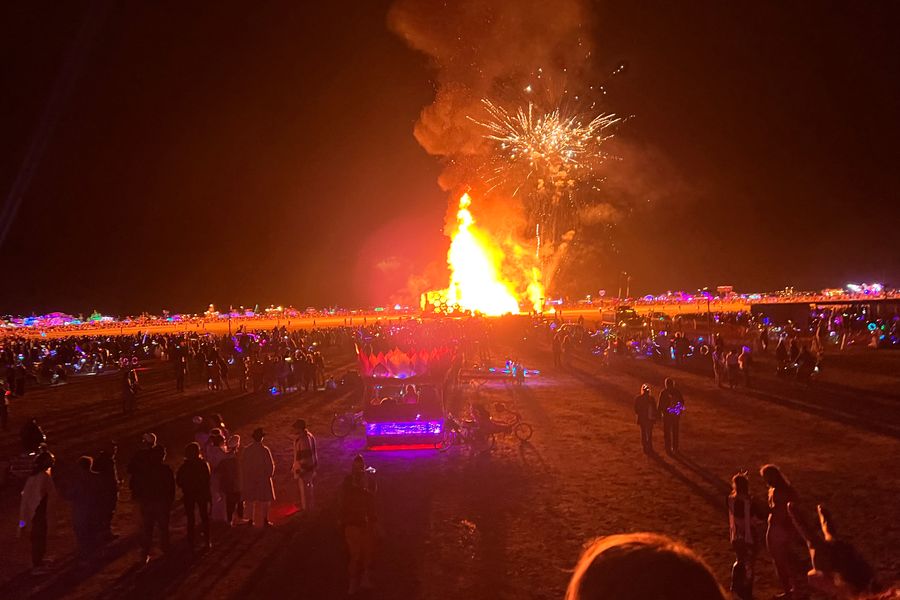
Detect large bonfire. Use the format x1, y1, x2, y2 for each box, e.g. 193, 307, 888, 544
421, 192, 543, 316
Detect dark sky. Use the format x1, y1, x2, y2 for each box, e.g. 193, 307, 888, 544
1, 1, 898, 314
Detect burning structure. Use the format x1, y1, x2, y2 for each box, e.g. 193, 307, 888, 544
390, 0, 624, 314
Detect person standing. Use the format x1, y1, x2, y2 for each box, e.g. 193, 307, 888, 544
206, 432, 228, 523
760, 464, 802, 599
127, 433, 157, 496
552, 333, 562, 368
727, 472, 764, 600
18, 451, 56, 574
122, 365, 140, 415
657, 378, 685, 454
0, 382, 9, 431
93, 444, 119, 541
291, 419, 318, 513
633, 384, 657, 454
339, 455, 378, 595
65, 456, 102, 556
176, 442, 211, 550
241, 428, 275, 528
133, 445, 175, 563
775, 337, 789, 376
738, 347, 753, 388
174, 352, 187, 393
220, 434, 245, 526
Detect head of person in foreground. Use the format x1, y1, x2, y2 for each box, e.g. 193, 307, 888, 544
566, 532, 727, 600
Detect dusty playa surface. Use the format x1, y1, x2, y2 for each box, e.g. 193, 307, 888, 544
1, 332, 898, 600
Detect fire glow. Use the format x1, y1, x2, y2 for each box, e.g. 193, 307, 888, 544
422, 192, 543, 316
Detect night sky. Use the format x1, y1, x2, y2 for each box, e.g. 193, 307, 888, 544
2, 1, 898, 315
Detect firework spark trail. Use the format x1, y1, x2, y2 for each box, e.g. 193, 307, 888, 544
471, 99, 621, 191
469, 98, 621, 265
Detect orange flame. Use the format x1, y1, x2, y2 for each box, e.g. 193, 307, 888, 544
423, 193, 543, 316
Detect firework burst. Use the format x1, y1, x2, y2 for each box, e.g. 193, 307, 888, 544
469, 99, 621, 262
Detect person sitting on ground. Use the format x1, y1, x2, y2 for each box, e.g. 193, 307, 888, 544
565, 532, 728, 600
788, 502, 877, 598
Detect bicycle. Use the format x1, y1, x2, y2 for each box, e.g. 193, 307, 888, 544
331, 410, 364, 438
437, 411, 533, 453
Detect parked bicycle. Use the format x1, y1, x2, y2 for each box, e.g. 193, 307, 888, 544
437, 410, 533, 453
331, 410, 364, 438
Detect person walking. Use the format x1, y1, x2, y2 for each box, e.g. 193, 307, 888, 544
339, 455, 378, 595
176, 442, 211, 550
633, 384, 657, 454
727, 472, 764, 600
18, 451, 56, 574
760, 464, 803, 599
291, 419, 318, 513
657, 378, 685, 454
241, 428, 275, 528
133, 445, 175, 563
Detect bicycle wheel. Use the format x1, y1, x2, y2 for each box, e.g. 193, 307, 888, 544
514, 422, 534, 441
331, 414, 353, 438
437, 428, 457, 452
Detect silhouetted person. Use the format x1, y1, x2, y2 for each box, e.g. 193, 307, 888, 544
241, 428, 275, 528
18, 451, 56, 573
93, 444, 119, 541
65, 456, 102, 555
728, 473, 764, 600
176, 442, 211, 550
633, 384, 657, 454
21, 418, 46, 453
788, 503, 877, 597
657, 378, 685, 454
133, 445, 175, 563
761, 464, 802, 599
122, 365, 140, 415
339, 455, 377, 595
565, 532, 727, 600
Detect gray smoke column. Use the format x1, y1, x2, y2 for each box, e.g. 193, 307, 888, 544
388, 0, 597, 195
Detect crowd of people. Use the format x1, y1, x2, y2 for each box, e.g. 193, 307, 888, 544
4, 316, 897, 598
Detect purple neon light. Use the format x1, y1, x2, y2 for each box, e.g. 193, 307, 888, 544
365, 421, 443, 436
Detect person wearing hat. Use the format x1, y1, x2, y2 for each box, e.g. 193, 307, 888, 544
240, 427, 275, 528
18, 450, 56, 574
291, 419, 318, 513
633, 383, 657, 454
